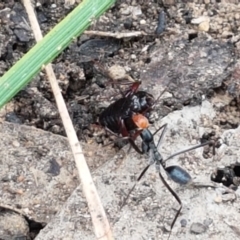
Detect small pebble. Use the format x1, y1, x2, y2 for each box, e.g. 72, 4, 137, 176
17, 175, 25, 182
199, 21, 210, 32
190, 222, 207, 234
203, 218, 213, 226
121, 7, 131, 15
156, 10, 166, 35
222, 193, 236, 202
132, 6, 142, 17
12, 140, 20, 147
108, 65, 126, 80
180, 219, 187, 227
214, 195, 222, 203
191, 16, 209, 24
131, 54, 137, 59
140, 19, 146, 25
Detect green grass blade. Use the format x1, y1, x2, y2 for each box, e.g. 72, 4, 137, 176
0, 0, 115, 109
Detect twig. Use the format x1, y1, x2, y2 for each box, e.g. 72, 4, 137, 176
22, 1, 113, 239
190, 181, 236, 197
85, 30, 146, 39
0, 203, 27, 216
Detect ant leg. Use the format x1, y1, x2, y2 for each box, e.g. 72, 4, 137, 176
153, 123, 168, 137
124, 81, 141, 97
158, 170, 182, 240
128, 138, 144, 154
113, 81, 142, 97
139, 79, 178, 119
103, 126, 133, 148
139, 85, 169, 117
103, 120, 145, 154
93, 60, 140, 95
104, 121, 138, 141
154, 123, 168, 148
120, 164, 152, 209
118, 118, 146, 154
116, 116, 148, 154
104, 127, 121, 138
101, 118, 145, 154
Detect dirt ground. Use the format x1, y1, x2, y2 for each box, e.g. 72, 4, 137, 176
1, 0, 240, 240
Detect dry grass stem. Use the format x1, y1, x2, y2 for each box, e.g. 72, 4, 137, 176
85, 30, 146, 38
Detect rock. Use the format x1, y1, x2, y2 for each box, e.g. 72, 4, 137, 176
14, 29, 31, 42
191, 16, 210, 32
203, 218, 213, 227
140, 36, 235, 115
140, 19, 146, 25
0, 209, 30, 239
214, 195, 222, 203
180, 219, 187, 227
222, 193, 236, 202
199, 21, 210, 32
191, 16, 210, 25
190, 222, 207, 234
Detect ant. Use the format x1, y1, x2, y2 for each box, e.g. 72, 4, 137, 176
122, 125, 212, 239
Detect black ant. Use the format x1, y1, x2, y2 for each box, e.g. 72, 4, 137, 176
122, 125, 212, 239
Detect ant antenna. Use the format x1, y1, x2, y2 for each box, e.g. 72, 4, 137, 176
163, 141, 211, 164
158, 169, 181, 240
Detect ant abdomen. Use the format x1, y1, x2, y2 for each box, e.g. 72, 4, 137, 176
165, 165, 192, 185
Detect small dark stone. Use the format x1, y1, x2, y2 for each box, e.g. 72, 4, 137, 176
10, 3, 27, 24
95, 136, 103, 144
77, 39, 120, 63
156, 10, 166, 35
37, 11, 48, 23
103, 179, 110, 185
123, 18, 133, 29
47, 158, 61, 176
15, 204, 22, 209
1, 176, 10, 182
5, 112, 23, 124
14, 29, 30, 43
0, 8, 11, 22
190, 222, 207, 234
182, 10, 192, 24
180, 219, 187, 227
203, 218, 213, 226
